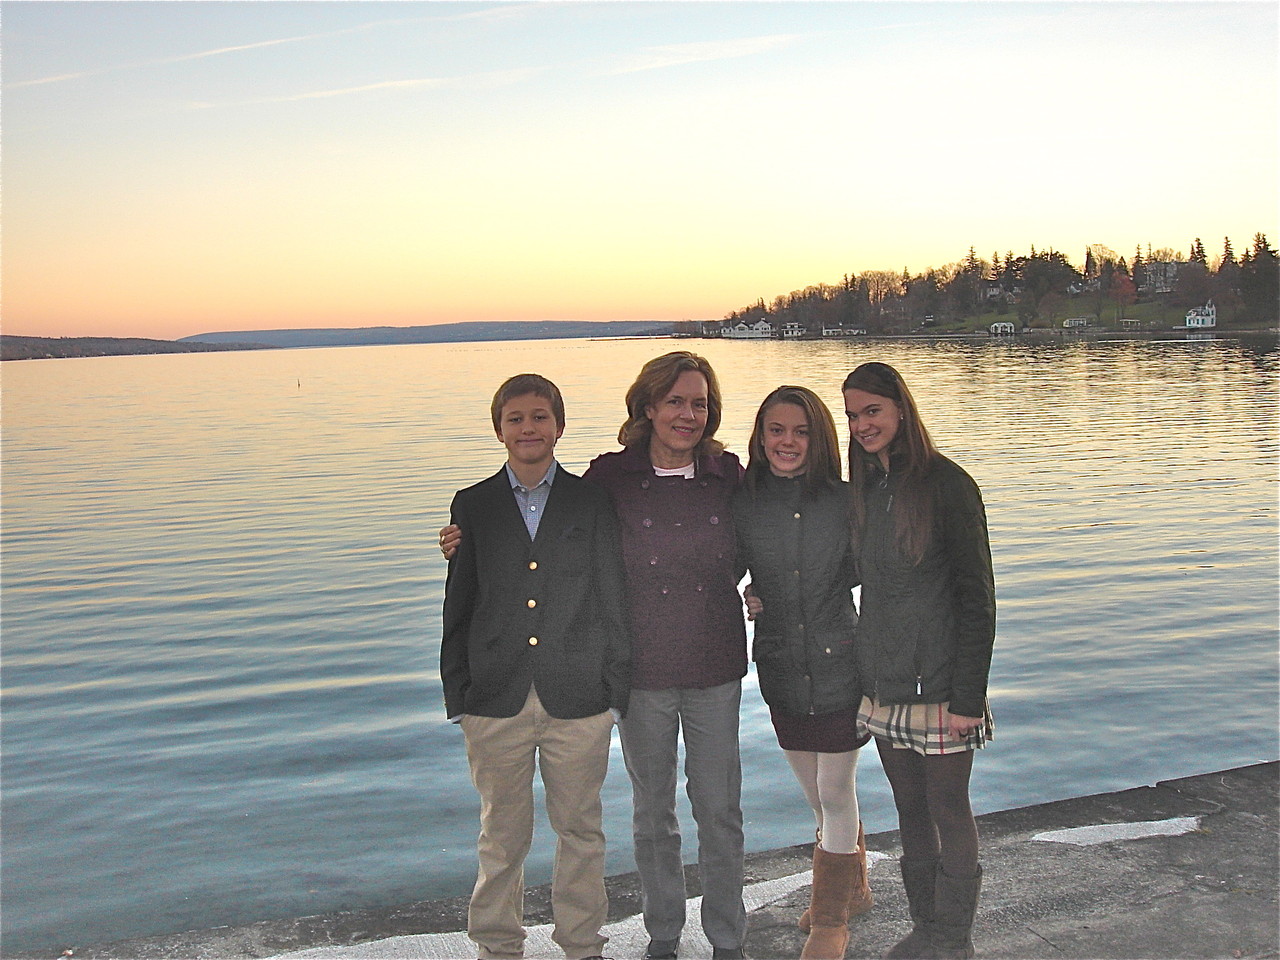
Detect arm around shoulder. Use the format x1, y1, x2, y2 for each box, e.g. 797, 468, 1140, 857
589, 486, 632, 718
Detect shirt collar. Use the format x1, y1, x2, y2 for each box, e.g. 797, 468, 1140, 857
617, 443, 734, 480
505, 460, 558, 491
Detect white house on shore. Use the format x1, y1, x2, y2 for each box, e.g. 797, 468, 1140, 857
722, 319, 774, 339
1183, 300, 1216, 329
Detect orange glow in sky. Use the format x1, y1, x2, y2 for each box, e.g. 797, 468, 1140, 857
3, 1, 1276, 340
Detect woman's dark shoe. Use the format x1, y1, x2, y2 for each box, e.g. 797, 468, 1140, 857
644, 939, 678, 960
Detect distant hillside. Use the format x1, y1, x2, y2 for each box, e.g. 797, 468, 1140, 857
180, 319, 676, 348
1, 335, 277, 361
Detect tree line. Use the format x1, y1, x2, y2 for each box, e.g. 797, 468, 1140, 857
710, 233, 1279, 334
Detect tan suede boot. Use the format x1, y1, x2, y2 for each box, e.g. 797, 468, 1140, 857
848, 822, 874, 918
800, 823, 872, 933
798, 827, 821, 933
800, 845, 859, 960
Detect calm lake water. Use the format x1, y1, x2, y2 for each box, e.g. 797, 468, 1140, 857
2, 335, 1277, 953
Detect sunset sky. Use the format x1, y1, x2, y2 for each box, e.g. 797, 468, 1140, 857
4, 1, 1276, 340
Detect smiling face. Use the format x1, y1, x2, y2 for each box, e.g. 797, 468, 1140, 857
496, 391, 563, 477
645, 369, 709, 469
762, 401, 810, 478
844, 386, 901, 470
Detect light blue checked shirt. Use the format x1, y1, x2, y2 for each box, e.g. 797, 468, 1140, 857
505, 460, 558, 540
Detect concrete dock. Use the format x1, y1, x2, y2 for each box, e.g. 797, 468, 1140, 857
21, 762, 1278, 960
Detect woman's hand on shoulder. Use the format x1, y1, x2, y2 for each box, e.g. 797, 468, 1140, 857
439, 524, 462, 559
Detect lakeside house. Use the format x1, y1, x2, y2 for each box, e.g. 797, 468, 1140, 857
989, 322, 1016, 336
1062, 317, 1091, 329
1180, 300, 1216, 329
722, 319, 774, 339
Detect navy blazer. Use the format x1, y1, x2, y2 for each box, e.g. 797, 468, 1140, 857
440, 463, 632, 720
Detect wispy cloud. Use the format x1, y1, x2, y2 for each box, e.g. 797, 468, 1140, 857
232, 77, 452, 106
191, 66, 544, 110
607, 34, 805, 76
4, 16, 438, 90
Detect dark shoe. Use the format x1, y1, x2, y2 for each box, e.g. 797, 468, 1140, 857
711, 949, 746, 960
644, 940, 678, 960
884, 856, 939, 959
926, 865, 982, 959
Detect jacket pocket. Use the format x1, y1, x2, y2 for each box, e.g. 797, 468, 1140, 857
877, 677, 925, 703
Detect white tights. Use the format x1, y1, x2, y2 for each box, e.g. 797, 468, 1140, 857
784, 748, 863, 854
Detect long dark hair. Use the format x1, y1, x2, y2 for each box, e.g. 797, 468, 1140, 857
744, 385, 841, 496
843, 361, 938, 564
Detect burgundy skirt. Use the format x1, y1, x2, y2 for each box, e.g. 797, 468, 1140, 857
770, 706, 871, 753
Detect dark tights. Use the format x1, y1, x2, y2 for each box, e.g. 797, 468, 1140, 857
875, 738, 979, 878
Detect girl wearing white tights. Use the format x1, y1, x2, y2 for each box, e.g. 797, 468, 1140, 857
732, 386, 872, 960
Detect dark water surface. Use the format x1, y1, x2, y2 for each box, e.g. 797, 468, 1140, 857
3, 335, 1276, 952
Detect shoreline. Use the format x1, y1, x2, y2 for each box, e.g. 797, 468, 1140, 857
27, 761, 1278, 960
4, 328, 1276, 362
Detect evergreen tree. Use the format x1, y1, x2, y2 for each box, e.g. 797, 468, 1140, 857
1240, 233, 1279, 323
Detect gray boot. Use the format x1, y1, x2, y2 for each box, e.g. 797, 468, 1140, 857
882, 858, 937, 959
926, 864, 982, 959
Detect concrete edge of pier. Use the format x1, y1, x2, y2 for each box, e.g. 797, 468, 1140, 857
18, 761, 1278, 960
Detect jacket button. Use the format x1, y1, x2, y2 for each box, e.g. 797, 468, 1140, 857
824, 647, 832, 654
527, 599, 537, 608
641, 480, 650, 489
649, 557, 658, 565
529, 637, 539, 646
710, 516, 719, 524
643, 518, 653, 527
528, 561, 538, 571
793, 512, 801, 520
661, 587, 669, 595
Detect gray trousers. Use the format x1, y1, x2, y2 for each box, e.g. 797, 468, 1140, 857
618, 680, 746, 950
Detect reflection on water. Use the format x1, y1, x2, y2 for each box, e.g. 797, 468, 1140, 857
2, 336, 1277, 951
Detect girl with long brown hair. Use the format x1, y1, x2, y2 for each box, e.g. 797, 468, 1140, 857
843, 361, 996, 960
734, 386, 872, 960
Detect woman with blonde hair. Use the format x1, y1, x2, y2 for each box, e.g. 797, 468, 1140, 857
583, 350, 748, 960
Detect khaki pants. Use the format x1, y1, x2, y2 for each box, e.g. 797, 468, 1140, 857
461, 687, 615, 960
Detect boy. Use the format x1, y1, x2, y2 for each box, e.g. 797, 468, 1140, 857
441, 373, 632, 960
